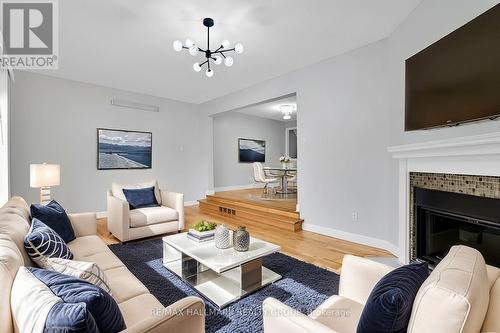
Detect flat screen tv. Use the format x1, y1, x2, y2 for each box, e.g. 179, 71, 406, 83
405, 4, 500, 131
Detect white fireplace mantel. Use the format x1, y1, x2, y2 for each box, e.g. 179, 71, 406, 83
387, 132, 500, 263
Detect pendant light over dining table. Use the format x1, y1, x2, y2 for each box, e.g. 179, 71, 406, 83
173, 18, 244, 78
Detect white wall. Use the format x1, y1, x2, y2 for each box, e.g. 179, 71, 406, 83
213, 112, 287, 190
0, 70, 9, 205
202, 39, 397, 252
10, 72, 208, 213
200, 0, 500, 256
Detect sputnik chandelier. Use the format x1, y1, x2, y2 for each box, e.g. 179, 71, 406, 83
173, 18, 244, 77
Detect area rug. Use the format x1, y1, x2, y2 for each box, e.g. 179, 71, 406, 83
109, 239, 339, 333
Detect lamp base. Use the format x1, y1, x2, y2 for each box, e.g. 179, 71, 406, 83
40, 186, 52, 205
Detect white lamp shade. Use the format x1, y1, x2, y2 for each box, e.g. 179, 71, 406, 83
30, 164, 60, 188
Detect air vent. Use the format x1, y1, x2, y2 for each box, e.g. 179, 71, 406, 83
111, 98, 159, 112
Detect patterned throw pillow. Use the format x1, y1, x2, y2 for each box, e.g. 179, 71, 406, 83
44, 257, 112, 294
24, 218, 73, 266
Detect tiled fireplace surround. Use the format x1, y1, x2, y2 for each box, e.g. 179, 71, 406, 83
388, 132, 500, 263
408, 172, 500, 261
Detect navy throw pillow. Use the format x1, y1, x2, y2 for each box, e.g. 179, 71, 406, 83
24, 218, 74, 266
45, 302, 99, 333
123, 186, 159, 210
31, 200, 76, 243
29, 267, 126, 333
357, 262, 429, 333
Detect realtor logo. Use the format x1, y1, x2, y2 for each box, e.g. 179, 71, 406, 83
0, 0, 58, 69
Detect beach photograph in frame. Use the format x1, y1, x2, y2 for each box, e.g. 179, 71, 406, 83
238, 138, 266, 163
97, 128, 152, 170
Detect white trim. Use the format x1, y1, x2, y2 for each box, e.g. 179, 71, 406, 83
388, 131, 500, 264
214, 183, 263, 192
302, 223, 399, 256
184, 200, 198, 206
387, 132, 500, 159
205, 189, 215, 195
96, 211, 107, 219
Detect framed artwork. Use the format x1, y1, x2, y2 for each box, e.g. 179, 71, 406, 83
97, 128, 152, 170
238, 138, 266, 163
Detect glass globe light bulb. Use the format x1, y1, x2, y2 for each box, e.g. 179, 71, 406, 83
173, 40, 183, 52
221, 40, 230, 49
185, 39, 195, 48
213, 55, 222, 65
224, 56, 234, 67
234, 43, 244, 54
193, 62, 201, 72
205, 69, 214, 78
189, 46, 198, 56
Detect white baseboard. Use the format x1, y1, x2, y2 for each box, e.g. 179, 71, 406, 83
206, 189, 215, 195
214, 183, 263, 192
96, 211, 107, 219
185, 200, 198, 206
302, 223, 400, 257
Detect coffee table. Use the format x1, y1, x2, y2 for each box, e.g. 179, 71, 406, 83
162, 232, 282, 308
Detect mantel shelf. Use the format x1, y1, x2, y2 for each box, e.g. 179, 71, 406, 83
387, 132, 500, 159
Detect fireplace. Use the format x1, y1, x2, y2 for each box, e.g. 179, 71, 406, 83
414, 187, 500, 267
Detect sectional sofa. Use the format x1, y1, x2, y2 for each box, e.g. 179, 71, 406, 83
0, 197, 205, 333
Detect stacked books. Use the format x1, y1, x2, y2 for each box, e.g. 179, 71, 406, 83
187, 229, 215, 243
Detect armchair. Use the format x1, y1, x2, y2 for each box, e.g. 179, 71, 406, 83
107, 181, 184, 242
264, 246, 500, 333
263, 255, 393, 333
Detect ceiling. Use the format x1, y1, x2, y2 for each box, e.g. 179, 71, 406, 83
32, 0, 421, 104
236, 95, 297, 122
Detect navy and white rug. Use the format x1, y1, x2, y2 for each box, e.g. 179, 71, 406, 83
109, 239, 339, 333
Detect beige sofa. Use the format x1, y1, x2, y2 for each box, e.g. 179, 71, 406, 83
263, 245, 500, 333
0, 197, 205, 333
107, 181, 184, 242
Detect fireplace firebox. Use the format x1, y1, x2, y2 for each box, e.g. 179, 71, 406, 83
415, 187, 500, 267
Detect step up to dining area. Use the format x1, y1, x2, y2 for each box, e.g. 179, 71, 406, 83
198, 189, 303, 232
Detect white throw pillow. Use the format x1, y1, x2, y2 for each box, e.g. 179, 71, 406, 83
112, 180, 161, 205
11, 267, 61, 333
42, 257, 112, 294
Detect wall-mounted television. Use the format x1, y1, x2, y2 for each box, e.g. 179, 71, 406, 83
405, 4, 500, 131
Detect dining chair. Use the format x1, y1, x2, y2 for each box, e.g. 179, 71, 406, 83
253, 162, 279, 194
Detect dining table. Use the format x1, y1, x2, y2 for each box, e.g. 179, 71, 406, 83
264, 166, 297, 194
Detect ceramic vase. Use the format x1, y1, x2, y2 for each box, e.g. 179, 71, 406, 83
233, 226, 250, 252
215, 224, 232, 249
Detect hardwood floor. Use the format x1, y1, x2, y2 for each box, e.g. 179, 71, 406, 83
97, 204, 394, 273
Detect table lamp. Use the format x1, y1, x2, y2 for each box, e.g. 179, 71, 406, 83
30, 163, 60, 204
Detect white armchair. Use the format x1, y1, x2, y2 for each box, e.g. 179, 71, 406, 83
107, 181, 184, 242
263, 255, 393, 333
264, 246, 500, 333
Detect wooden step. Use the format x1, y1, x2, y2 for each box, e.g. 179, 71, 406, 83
199, 199, 300, 227
206, 195, 299, 219
198, 199, 303, 232
197, 201, 303, 233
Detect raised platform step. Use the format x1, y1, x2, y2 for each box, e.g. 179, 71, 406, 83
198, 197, 302, 232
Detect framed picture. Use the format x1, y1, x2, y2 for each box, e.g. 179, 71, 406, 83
238, 138, 266, 163
97, 128, 152, 170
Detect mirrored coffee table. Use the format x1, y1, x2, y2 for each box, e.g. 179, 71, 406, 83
162, 232, 282, 308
